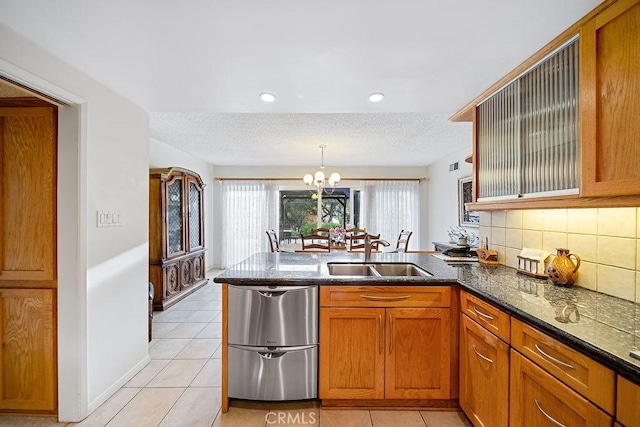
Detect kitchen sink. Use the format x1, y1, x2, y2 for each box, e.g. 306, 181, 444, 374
327, 263, 381, 276
327, 262, 432, 277
370, 263, 432, 277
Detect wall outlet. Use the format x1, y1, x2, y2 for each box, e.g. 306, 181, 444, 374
96, 210, 124, 227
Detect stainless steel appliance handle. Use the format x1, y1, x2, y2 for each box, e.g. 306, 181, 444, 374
228, 344, 317, 352
534, 399, 566, 427
534, 343, 575, 369
229, 285, 315, 292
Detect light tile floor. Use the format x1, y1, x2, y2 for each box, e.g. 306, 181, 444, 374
0, 270, 472, 427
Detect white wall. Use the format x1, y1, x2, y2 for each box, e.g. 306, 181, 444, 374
426, 148, 475, 247
210, 165, 429, 267
0, 23, 149, 421
150, 138, 215, 269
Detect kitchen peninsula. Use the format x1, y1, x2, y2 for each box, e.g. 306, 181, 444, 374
215, 252, 640, 426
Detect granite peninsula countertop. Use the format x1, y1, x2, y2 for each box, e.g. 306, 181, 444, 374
214, 251, 640, 383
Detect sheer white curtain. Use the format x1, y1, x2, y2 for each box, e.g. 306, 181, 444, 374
361, 180, 420, 251
221, 180, 279, 268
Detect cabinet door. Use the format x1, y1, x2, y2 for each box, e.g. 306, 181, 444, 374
186, 177, 204, 251
580, 0, 640, 197
0, 289, 56, 412
319, 307, 385, 399
0, 106, 56, 284
510, 351, 612, 427
385, 307, 450, 399
460, 314, 509, 427
165, 176, 185, 257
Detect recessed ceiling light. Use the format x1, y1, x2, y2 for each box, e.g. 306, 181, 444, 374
259, 92, 276, 102
368, 93, 384, 102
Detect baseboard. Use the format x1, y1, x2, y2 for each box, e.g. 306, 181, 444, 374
87, 354, 151, 414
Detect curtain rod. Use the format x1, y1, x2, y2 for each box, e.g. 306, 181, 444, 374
215, 177, 425, 182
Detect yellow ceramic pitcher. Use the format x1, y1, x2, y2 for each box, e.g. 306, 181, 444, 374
547, 248, 581, 287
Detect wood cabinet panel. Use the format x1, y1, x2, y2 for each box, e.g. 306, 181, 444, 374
0, 288, 56, 412
580, 0, 640, 197
320, 286, 452, 403
319, 307, 385, 399
320, 286, 450, 308
385, 308, 450, 399
460, 290, 510, 343
460, 314, 509, 427
510, 350, 612, 427
511, 318, 615, 414
0, 106, 56, 284
617, 376, 640, 427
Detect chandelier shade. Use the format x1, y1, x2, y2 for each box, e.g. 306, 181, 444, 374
303, 145, 341, 192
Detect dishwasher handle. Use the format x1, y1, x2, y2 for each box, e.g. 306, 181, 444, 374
229, 285, 316, 293
229, 344, 317, 353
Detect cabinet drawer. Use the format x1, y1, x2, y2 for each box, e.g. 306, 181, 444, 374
320, 286, 450, 308
510, 350, 613, 427
511, 318, 615, 414
460, 291, 510, 343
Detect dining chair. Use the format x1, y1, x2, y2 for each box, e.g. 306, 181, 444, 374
301, 231, 330, 252
346, 227, 366, 251
394, 229, 413, 252
349, 232, 380, 252
266, 229, 281, 252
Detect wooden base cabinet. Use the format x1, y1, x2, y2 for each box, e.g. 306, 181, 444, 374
510, 351, 612, 427
319, 286, 451, 402
460, 314, 509, 427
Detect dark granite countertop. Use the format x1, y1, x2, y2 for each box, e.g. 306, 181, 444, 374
214, 252, 640, 383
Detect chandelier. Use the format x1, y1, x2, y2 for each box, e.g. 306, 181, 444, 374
303, 145, 341, 193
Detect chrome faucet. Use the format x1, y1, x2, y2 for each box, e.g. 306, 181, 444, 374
364, 234, 390, 262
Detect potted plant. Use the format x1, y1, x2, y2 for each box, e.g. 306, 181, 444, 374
447, 226, 477, 246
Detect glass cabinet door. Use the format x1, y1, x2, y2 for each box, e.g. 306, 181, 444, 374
188, 180, 203, 249
166, 178, 184, 256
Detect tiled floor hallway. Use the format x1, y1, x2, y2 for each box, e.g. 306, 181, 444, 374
0, 270, 471, 427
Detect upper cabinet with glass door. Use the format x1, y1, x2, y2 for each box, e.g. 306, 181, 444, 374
452, 0, 640, 210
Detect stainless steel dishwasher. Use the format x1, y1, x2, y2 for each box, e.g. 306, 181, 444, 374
227, 284, 318, 401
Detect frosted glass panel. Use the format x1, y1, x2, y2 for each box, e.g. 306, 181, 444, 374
477, 39, 579, 199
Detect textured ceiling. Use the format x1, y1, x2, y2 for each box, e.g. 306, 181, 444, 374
0, 0, 602, 166
150, 112, 472, 166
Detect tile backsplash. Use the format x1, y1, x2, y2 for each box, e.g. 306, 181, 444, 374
479, 208, 640, 303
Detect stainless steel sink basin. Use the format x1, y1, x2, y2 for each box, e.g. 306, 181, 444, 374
327, 263, 380, 276
327, 262, 432, 277
370, 263, 433, 277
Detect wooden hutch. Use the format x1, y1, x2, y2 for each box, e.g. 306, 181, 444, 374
149, 167, 208, 310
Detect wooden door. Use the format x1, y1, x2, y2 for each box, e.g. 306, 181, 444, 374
460, 314, 509, 427
580, 0, 640, 197
319, 307, 385, 399
0, 289, 56, 412
385, 307, 450, 399
510, 351, 612, 427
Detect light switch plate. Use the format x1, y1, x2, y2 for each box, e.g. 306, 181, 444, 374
96, 210, 124, 227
